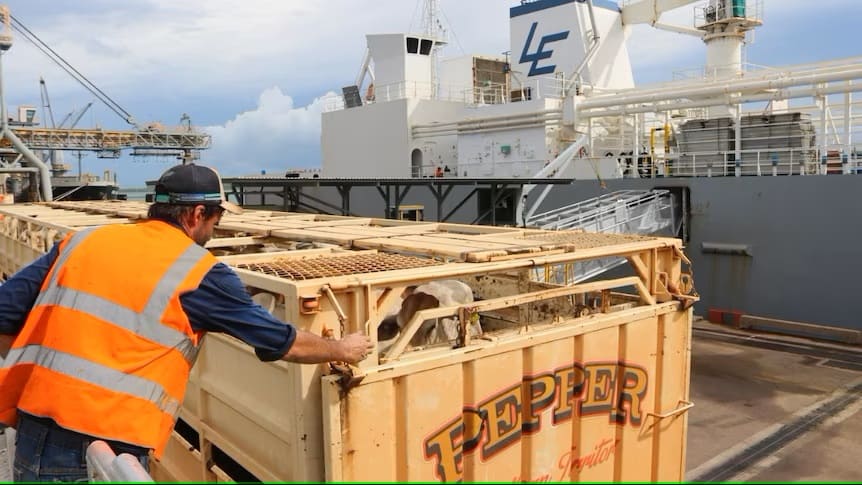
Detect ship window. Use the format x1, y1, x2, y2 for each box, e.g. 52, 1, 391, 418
420, 39, 433, 55
406, 37, 419, 54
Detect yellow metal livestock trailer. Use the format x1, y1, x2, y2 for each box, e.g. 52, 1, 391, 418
0, 200, 697, 482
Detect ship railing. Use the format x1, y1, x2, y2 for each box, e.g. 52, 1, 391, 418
324, 74, 568, 113
672, 61, 771, 82
416, 159, 548, 178
416, 153, 623, 179
656, 147, 862, 177
323, 81, 477, 112
525, 189, 673, 231
506, 73, 567, 101
694, 0, 764, 30
419, 148, 861, 181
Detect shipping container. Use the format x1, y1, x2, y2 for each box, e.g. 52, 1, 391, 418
0, 200, 698, 482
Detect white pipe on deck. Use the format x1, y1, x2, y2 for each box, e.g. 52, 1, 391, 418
578, 82, 862, 117
578, 65, 862, 111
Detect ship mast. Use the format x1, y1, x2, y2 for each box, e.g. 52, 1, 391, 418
419, 0, 447, 99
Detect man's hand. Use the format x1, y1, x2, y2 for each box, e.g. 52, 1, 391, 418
338, 332, 375, 365
282, 329, 374, 365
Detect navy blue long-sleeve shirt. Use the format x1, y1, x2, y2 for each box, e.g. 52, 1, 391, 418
0, 241, 295, 362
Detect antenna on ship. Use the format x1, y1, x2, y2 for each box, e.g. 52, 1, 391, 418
420, 0, 448, 98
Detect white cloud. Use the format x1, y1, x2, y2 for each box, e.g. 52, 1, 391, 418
203, 87, 336, 176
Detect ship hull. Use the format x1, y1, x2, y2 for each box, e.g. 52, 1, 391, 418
51, 184, 121, 201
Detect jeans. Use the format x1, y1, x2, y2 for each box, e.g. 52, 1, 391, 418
13, 412, 149, 483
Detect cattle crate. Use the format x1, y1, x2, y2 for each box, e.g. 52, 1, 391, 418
0, 201, 697, 482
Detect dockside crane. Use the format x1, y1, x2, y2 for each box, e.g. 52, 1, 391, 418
0, 6, 52, 201
0, 4, 212, 202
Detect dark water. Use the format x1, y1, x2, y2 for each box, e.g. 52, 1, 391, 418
121, 187, 148, 201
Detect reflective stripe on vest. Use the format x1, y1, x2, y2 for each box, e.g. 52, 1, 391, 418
31, 229, 209, 364
4, 344, 180, 416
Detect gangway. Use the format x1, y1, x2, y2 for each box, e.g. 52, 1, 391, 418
526, 189, 674, 233
527, 189, 678, 284
516, 130, 679, 283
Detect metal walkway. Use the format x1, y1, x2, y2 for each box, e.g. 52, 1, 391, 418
222, 176, 579, 225
524, 189, 674, 232
527, 189, 678, 283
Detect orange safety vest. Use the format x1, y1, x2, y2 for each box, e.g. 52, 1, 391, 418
0, 220, 218, 457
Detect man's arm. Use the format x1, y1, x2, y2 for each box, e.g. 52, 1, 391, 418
182, 263, 372, 364
0, 243, 59, 339
282, 331, 373, 365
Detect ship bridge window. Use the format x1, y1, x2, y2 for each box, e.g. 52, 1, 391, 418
420, 39, 433, 55
406, 37, 419, 54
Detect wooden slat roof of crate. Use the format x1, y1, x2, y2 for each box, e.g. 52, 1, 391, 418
13, 201, 661, 264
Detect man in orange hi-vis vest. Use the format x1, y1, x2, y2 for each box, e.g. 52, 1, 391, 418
0, 163, 373, 482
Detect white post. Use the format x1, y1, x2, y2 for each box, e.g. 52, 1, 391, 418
619, 115, 625, 154
820, 92, 828, 175
794, 149, 802, 176
633, 113, 640, 178
734, 104, 742, 177
844, 84, 852, 174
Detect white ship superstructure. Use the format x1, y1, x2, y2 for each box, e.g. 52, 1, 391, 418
323, 0, 861, 184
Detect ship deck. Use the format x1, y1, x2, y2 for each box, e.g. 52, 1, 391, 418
2, 317, 859, 482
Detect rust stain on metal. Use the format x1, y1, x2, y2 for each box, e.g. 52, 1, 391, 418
519, 230, 653, 249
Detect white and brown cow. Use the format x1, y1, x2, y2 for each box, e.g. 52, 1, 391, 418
378, 280, 481, 350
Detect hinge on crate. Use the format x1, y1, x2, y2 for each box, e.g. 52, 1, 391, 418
328, 362, 365, 395
669, 271, 699, 310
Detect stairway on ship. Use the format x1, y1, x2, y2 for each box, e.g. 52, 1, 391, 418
526, 189, 678, 283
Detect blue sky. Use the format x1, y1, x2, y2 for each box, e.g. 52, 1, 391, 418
2, 0, 860, 186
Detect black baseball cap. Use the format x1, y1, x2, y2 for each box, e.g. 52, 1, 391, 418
153, 163, 242, 214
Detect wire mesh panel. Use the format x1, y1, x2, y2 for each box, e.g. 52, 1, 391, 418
234, 253, 442, 280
